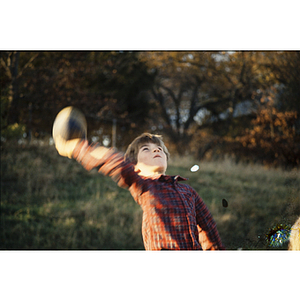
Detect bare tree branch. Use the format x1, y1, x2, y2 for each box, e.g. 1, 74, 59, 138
17, 53, 39, 78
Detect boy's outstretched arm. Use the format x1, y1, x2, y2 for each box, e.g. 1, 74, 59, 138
69, 140, 139, 191
55, 137, 111, 160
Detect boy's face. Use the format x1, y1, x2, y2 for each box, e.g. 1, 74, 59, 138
135, 142, 167, 176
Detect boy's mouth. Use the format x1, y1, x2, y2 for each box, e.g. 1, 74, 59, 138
153, 154, 162, 159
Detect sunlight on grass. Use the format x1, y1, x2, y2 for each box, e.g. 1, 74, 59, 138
1, 144, 299, 250
168, 155, 300, 249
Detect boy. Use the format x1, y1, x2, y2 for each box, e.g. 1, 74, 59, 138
56, 133, 225, 250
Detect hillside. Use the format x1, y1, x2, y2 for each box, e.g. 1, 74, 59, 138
1, 142, 299, 250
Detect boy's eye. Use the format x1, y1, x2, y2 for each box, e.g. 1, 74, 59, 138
142, 147, 149, 151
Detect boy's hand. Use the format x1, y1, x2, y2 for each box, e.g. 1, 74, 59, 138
55, 137, 82, 159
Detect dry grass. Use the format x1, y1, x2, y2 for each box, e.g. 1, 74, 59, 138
1, 143, 299, 250
169, 155, 300, 249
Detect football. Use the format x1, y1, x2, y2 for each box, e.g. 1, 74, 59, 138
52, 106, 87, 145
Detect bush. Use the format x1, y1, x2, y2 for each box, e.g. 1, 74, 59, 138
1, 123, 26, 141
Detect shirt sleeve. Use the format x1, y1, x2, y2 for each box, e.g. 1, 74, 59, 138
194, 192, 225, 250
72, 139, 140, 190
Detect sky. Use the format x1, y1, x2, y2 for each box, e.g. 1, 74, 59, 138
2, 2, 299, 50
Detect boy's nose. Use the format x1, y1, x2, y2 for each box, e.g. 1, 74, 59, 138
153, 147, 160, 152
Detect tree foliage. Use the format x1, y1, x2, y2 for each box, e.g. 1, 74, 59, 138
1, 51, 299, 166
0, 51, 154, 144
236, 95, 299, 167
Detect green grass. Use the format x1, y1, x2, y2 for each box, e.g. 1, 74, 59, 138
1, 143, 300, 250
170, 156, 300, 249
1, 143, 143, 250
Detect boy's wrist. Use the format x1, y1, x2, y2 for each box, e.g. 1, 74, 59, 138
66, 138, 82, 159
71, 139, 86, 159
72, 140, 112, 161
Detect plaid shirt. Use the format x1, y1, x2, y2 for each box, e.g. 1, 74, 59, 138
72, 140, 225, 250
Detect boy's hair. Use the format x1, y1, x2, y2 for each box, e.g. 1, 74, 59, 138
124, 133, 170, 165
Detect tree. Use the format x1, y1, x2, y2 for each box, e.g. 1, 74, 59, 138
0, 52, 38, 130
236, 93, 299, 167
1, 51, 155, 146
263, 51, 300, 126
232, 51, 300, 166
85, 51, 155, 147
139, 51, 275, 152
139, 52, 220, 147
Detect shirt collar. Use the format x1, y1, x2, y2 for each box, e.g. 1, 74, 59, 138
158, 174, 188, 183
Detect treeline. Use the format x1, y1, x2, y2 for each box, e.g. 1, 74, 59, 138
1, 51, 299, 167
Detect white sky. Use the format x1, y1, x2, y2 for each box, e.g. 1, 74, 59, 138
1, 2, 299, 50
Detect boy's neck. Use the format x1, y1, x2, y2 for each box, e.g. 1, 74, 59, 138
134, 160, 167, 177
134, 165, 166, 177
136, 169, 165, 177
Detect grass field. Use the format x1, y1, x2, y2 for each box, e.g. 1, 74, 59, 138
1, 142, 300, 250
